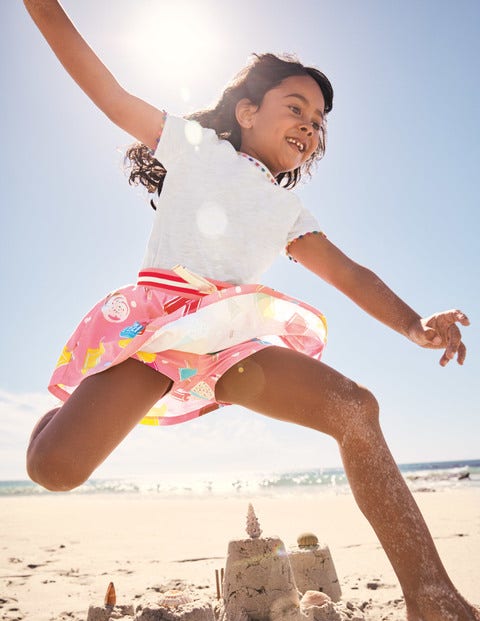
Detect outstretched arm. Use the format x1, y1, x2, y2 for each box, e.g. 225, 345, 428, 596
24, 0, 164, 149
289, 233, 469, 366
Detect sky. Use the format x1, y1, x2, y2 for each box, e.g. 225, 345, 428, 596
0, 1, 479, 481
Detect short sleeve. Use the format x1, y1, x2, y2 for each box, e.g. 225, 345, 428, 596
285, 207, 325, 260
285, 206, 321, 246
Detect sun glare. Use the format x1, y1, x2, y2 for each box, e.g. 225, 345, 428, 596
124, 2, 219, 102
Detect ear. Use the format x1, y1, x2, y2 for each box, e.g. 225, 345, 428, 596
235, 98, 258, 129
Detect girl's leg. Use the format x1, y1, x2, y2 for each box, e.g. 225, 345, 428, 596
27, 359, 172, 491
215, 347, 479, 621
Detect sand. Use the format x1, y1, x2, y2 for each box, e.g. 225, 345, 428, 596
0, 488, 478, 620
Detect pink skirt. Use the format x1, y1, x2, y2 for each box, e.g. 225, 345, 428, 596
49, 267, 328, 426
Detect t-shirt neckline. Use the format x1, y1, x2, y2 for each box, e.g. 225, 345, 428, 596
238, 152, 278, 185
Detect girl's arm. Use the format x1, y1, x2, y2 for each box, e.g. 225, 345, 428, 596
289, 233, 469, 366
24, 0, 163, 150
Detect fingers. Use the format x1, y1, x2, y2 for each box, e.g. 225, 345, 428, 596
439, 326, 467, 367
439, 342, 467, 366
439, 351, 449, 367
427, 309, 470, 331
457, 341, 467, 365
452, 309, 470, 327
426, 309, 469, 366
446, 322, 462, 360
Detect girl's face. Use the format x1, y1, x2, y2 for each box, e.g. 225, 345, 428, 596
236, 75, 325, 177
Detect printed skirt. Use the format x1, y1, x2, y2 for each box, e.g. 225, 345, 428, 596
49, 267, 328, 426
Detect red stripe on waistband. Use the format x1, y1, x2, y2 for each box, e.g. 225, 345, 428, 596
140, 270, 192, 284
137, 268, 228, 297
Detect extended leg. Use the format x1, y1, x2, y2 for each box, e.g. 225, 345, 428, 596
27, 359, 172, 491
216, 347, 479, 621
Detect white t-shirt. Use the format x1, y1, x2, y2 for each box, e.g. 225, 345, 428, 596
141, 114, 320, 284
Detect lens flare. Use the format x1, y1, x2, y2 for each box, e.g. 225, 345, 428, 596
273, 544, 287, 558
196, 201, 228, 238
184, 120, 203, 146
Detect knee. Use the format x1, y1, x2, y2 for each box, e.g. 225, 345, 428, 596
26, 418, 88, 492
339, 385, 380, 444
27, 441, 88, 493
356, 385, 380, 421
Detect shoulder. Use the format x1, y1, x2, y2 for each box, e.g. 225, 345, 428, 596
154, 114, 236, 165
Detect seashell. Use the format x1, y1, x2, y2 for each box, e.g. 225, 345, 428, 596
104, 581, 116, 607
297, 532, 319, 548
301, 590, 331, 607
158, 589, 193, 609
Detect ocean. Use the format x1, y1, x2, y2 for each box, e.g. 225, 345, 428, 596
1, 459, 479, 497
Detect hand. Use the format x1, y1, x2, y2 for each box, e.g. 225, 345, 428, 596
408, 310, 470, 366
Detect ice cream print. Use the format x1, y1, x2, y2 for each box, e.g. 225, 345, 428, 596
101, 293, 131, 323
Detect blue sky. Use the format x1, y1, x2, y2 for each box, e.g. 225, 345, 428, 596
0, 1, 479, 480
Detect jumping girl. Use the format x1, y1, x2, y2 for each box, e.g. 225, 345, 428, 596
23, 1, 477, 620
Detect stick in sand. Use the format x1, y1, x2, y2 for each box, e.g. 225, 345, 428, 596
215, 569, 221, 599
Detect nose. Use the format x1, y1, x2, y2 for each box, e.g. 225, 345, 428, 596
299, 123, 313, 136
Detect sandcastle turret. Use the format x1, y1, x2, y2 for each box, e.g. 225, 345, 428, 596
246, 503, 262, 539
288, 533, 341, 602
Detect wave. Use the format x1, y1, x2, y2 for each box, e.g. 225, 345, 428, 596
1, 459, 478, 497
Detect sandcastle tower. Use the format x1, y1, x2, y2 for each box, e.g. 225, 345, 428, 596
222, 504, 301, 621
288, 533, 341, 602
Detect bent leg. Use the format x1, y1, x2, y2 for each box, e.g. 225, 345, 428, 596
216, 347, 479, 621
27, 359, 172, 491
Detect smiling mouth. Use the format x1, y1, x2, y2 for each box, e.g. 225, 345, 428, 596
286, 137, 305, 152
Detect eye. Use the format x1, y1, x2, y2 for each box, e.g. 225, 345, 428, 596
288, 105, 301, 115
311, 121, 321, 131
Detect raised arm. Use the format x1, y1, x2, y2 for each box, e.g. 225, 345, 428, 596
289, 233, 469, 366
24, 0, 164, 150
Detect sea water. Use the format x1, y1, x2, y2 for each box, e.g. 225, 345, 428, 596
0, 459, 479, 497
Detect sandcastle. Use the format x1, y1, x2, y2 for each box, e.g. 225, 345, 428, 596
288, 532, 341, 602
86, 504, 364, 621
220, 505, 356, 621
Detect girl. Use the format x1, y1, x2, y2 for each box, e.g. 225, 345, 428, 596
24, 1, 477, 620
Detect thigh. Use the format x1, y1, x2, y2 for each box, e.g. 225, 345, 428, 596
36, 359, 172, 477
215, 346, 366, 438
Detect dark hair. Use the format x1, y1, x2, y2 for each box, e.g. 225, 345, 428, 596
125, 53, 333, 204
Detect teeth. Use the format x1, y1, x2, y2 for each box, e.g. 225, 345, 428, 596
286, 138, 304, 152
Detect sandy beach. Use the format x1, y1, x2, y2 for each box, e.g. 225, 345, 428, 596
1, 488, 478, 620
